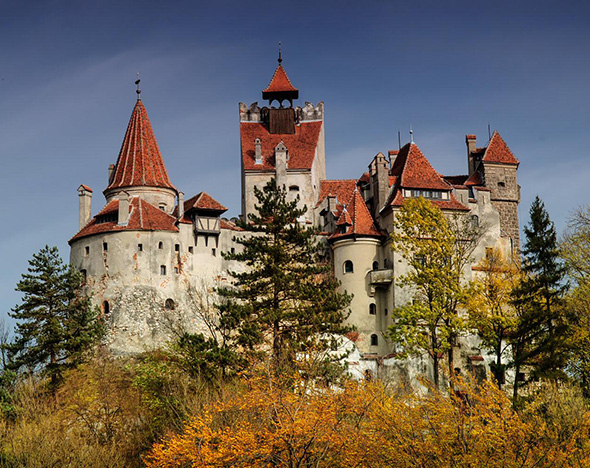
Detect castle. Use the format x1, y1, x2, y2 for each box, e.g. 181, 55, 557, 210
69, 57, 520, 377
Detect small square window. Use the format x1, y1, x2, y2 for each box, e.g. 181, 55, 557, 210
175, 244, 180, 252
138, 244, 143, 252
231, 247, 235, 254
188, 246, 193, 254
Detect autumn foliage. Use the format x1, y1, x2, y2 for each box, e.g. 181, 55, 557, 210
145, 369, 590, 467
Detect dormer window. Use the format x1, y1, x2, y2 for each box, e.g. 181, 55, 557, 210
411, 190, 443, 199
159, 203, 166, 211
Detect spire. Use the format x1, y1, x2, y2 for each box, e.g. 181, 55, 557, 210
105, 99, 175, 192
262, 48, 299, 106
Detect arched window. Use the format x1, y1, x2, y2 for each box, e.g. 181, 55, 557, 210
343, 260, 354, 274
369, 303, 377, 315
372, 261, 379, 270
102, 301, 110, 315
289, 185, 300, 192
158, 241, 163, 250
370, 334, 378, 346
164, 299, 175, 310
471, 215, 479, 227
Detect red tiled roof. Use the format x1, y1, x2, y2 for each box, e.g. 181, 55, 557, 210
79, 184, 93, 192
106, 100, 176, 192
184, 192, 227, 213
330, 189, 385, 240
391, 143, 452, 191
465, 171, 483, 186
482, 131, 519, 165
69, 197, 179, 243
317, 179, 358, 208
443, 175, 468, 187
335, 208, 352, 226
263, 65, 298, 94
220, 219, 244, 231
241, 121, 322, 170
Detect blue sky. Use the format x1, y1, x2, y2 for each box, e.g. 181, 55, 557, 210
1, 0, 589, 328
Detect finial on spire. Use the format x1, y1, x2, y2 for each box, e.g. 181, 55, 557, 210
278, 41, 282, 64
409, 124, 414, 144
135, 72, 141, 100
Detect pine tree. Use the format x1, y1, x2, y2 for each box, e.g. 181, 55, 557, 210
511, 196, 569, 401
219, 179, 352, 376
7, 246, 104, 389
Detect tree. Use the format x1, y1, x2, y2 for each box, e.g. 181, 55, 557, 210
388, 197, 481, 387
560, 206, 590, 395
6, 246, 104, 389
218, 179, 352, 376
511, 196, 569, 401
466, 248, 519, 388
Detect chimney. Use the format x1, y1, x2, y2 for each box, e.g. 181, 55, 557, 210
254, 138, 262, 164
177, 191, 185, 220
78, 185, 93, 230
327, 195, 337, 214
117, 192, 130, 225
388, 150, 398, 169
466, 134, 477, 175
274, 141, 288, 189
108, 164, 115, 185
371, 152, 389, 215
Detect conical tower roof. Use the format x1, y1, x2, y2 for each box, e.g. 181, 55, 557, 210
262, 64, 299, 102
106, 100, 175, 192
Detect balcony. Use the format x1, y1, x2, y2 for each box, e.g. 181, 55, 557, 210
368, 268, 393, 296
194, 216, 220, 235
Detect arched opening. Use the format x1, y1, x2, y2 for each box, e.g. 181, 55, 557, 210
102, 301, 110, 315
372, 261, 379, 270
164, 299, 176, 310
370, 334, 378, 346
369, 303, 376, 315
343, 260, 354, 274
158, 241, 163, 250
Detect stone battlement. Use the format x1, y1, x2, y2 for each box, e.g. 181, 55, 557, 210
239, 101, 324, 123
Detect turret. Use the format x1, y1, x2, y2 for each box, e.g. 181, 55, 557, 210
78, 184, 92, 230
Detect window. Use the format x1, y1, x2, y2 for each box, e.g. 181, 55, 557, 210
188, 246, 193, 254
289, 185, 300, 192
498, 181, 505, 188
80, 269, 87, 283
372, 261, 379, 270
174, 267, 179, 274
343, 260, 354, 274
160, 265, 166, 275
138, 243, 143, 252
231, 247, 235, 254
470, 215, 479, 227
158, 242, 163, 250
411, 189, 443, 199
103, 242, 108, 252
165, 299, 176, 310
84, 246, 89, 256
159, 203, 166, 211
175, 244, 180, 252
384, 308, 388, 316
212, 248, 216, 257
369, 304, 376, 315
370, 334, 379, 346
383, 258, 389, 268
102, 301, 110, 315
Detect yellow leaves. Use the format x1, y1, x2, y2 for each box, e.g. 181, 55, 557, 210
144, 370, 590, 467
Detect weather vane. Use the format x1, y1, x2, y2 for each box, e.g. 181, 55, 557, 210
409, 124, 414, 144
135, 72, 141, 99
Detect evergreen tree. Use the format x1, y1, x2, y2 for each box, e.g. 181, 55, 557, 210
511, 196, 569, 401
219, 179, 352, 375
7, 246, 104, 389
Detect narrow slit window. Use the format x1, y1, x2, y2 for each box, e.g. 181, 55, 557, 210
160, 265, 166, 275
138, 243, 143, 252
103, 242, 108, 252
